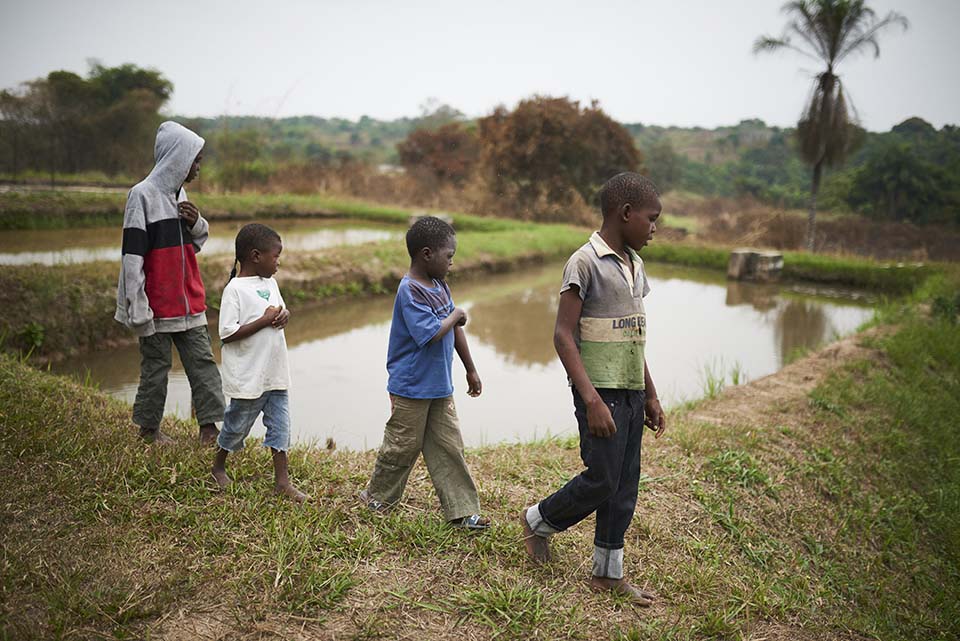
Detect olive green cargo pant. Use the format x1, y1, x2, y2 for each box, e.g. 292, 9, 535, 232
367, 394, 481, 521
132, 325, 225, 435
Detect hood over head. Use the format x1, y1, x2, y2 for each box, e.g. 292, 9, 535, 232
149, 121, 205, 195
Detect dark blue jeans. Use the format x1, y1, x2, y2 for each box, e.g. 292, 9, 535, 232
538, 388, 645, 550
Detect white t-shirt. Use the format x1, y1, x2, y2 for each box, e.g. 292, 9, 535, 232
219, 276, 291, 399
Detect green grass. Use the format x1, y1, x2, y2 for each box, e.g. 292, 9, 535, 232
782, 250, 940, 295
1, 169, 138, 186
642, 243, 730, 271
0, 189, 528, 232
0, 188, 951, 358
1, 274, 958, 639
641, 242, 946, 295
0, 221, 585, 357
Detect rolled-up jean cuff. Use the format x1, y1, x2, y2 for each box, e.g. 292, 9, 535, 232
216, 434, 245, 453
525, 503, 560, 538
592, 545, 624, 579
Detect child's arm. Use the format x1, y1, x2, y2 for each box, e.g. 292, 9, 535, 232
428, 307, 466, 344
643, 360, 666, 438
454, 325, 482, 397
118, 192, 155, 334
222, 305, 281, 344
554, 288, 617, 438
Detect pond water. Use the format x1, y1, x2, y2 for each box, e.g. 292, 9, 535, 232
53, 262, 874, 450
0, 218, 400, 265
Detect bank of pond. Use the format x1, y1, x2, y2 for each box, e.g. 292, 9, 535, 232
51, 260, 874, 450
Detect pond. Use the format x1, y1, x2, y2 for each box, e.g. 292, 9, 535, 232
53, 261, 874, 450
0, 218, 400, 265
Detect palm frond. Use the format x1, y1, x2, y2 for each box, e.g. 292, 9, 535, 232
752, 35, 821, 62
785, 18, 829, 61
752, 36, 788, 54
791, 1, 832, 60
835, 11, 909, 63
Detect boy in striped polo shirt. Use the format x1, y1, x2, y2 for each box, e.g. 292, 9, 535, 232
521, 172, 666, 605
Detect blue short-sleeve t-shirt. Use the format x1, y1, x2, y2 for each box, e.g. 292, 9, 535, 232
386, 275, 455, 399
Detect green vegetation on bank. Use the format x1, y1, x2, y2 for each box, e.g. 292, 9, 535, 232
0, 217, 586, 357
1, 272, 957, 639
0, 189, 950, 357
0, 190, 524, 231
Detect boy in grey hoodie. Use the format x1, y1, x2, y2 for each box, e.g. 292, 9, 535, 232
115, 121, 225, 444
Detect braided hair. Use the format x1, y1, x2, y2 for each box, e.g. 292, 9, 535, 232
229, 223, 282, 280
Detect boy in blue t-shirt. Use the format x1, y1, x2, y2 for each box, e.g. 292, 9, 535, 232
360, 216, 490, 529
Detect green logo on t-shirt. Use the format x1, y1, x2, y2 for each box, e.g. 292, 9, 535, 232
257, 290, 270, 301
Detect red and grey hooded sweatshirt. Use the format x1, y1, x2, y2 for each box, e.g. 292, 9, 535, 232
115, 121, 209, 337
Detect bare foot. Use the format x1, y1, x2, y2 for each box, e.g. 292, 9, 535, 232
211, 467, 232, 490
275, 483, 309, 503
589, 576, 656, 606
520, 510, 551, 563
199, 424, 219, 446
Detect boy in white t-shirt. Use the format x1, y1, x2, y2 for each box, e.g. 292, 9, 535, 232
211, 223, 308, 503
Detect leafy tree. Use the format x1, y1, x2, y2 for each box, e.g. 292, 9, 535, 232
754, 0, 908, 250
891, 116, 936, 138
0, 87, 43, 178
477, 96, 641, 216
397, 122, 478, 185
210, 128, 271, 190
645, 139, 682, 193
87, 63, 171, 106
0, 63, 171, 178
847, 141, 957, 224
414, 99, 466, 131
732, 131, 809, 205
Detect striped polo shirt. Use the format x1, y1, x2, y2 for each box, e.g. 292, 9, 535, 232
560, 231, 650, 390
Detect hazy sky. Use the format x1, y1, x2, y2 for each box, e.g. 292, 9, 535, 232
2, 0, 957, 131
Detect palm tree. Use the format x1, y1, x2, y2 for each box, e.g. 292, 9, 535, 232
754, 0, 908, 251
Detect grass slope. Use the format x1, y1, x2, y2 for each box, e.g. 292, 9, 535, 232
1, 278, 957, 640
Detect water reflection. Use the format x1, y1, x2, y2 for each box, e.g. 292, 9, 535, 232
774, 300, 829, 365
53, 262, 874, 450
725, 280, 779, 312
466, 270, 559, 366
0, 218, 400, 265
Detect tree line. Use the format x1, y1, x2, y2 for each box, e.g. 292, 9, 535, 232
2, 60, 957, 227
0, 63, 171, 179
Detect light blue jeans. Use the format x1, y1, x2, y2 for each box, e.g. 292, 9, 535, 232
218, 390, 291, 452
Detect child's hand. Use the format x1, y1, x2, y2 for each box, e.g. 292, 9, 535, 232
178, 201, 200, 227
272, 306, 290, 329
586, 396, 617, 438
644, 397, 666, 439
454, 307, 467, 327
466, 370, 482, 397
260, 305, 281, 326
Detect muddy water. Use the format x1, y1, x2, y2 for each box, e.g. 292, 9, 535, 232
0, 218, 400, 265
52, 262, 873, 450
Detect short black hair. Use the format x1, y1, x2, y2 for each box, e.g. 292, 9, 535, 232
599, 172, 660, 218
405, 216, 455, 258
